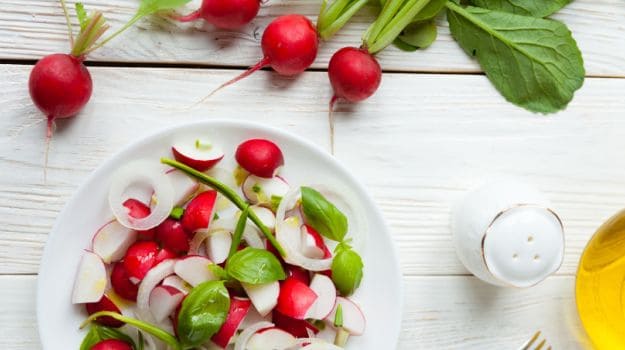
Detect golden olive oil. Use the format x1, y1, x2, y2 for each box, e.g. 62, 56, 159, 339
576, 209, 625, 348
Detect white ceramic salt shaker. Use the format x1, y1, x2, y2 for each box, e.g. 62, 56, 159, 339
451, 179, 564, 287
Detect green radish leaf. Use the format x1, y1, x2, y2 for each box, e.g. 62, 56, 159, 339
446, 3, 584, 113
75, 3, 88, 30
177, 281, 230, 348
225, 247, 286, 284
412, 0, 447, 21
301, 186, 348, 242
137, 0, 193, 17
393, 38, 418, 51
80, 325, 137, 350
331, 244, 364, 296
398, 20, 437, 49
469, 0, 570, 17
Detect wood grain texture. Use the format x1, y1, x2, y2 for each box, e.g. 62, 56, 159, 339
2, 64, 625, 276
0, 0, 623, 76
0, 274, 592, 349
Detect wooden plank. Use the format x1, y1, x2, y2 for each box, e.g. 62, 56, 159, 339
0, 274, 590, 349
2, 65, 625, 275
0, 0, 623, 76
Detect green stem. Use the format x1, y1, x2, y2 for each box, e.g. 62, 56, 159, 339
367, 0, 430, 53
84, 13, 142, 55
363, 0, 405, 46
318, 0, 352, 34
319, 0, 371, 39
229, 206, 249, 258
71, 12, 109, 57
161, 158, 287, 257
81, 311, 182, 350
59, 0, 74, 46
334, 328, 350, 347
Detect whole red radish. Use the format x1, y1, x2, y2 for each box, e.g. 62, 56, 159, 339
174, 0, 260, 29
85, 295, 124, 328
111, 262, 139, 301
204, 14, 318, 98
181, 190, 218, 232
91, 339, 133, 350
123, 241, 175, 283
328, 47, 381, 106
276, 277, 318, 319
123, 198, 155, 240
155, 218, 189, 254
235, 139, 284, 178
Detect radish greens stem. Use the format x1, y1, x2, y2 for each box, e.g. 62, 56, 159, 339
59, 0, 74, 46
229, 206, 249, 258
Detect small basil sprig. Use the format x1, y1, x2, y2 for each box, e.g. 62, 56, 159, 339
80, 324, 138, 350
225, 247, 286, 284
177, 281, 230, 348
331, 242, 364, 296
301, 186, 348, 242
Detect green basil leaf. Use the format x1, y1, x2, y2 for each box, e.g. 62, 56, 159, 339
331, 246, 364, 296
208, 263, 230, 281
225, 247, 286, 284
301, 186, 348, 242
469, 0, 570, 17
398, 20, 437, 49
75, 3, 88, 31
446, 3, 584, 113
80, 325, 136, 350
137, 0, 192, 17
177, 281, 230, 348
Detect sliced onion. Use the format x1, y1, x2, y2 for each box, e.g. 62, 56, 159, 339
109, 161, 174, 231
234, 321, 275, 350
137, 259, 176, 321
189, 229, 213, 256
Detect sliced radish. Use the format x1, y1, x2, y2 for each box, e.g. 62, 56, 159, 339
123, 199, 155, 240
276, 216, 332, 272
325, 297, 366, 335
285, 264, 311, 285
235, 139, 284, 178
247, 327, 296, 350
136, 259, 176, 320
305, 274, 336, 320
123, 241, 176, 284
234, 321, 275, 350
211, 297, 252, 348
206, 229, 232, 264
149, 285, 185, 323
242, 175, 290, 205
242, 281, 279, 316
155, 218, 189, 254
181, 190, 218, 233
301, 225, 332, 259
188, 229, 211, 256
174, 255, 216, 286
239, 305, 269, 330
111, 262, 139, 301
92, 220, 137, 264
85, 294, 124, 328
250, 206, 276, 231
165, 169, 200, 206
72, 251, 107, 304
162, 275, 191, 294
109, 161, 174, 231
172, 139, 224, 171
272, 310, 318, 338
276, 277, 318, 320
243, 225, 265, 249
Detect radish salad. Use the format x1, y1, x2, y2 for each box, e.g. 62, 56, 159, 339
73, 137, 366, 350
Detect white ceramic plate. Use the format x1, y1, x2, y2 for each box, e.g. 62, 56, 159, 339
37, 120, 402, 349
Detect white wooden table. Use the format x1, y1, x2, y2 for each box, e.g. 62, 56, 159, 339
1, 0, 624, 348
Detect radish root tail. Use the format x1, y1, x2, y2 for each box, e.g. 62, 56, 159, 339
43, 116, 55, 183
329, 95, 338, 155
172, 10, 202, 22
191, 57, 270, 108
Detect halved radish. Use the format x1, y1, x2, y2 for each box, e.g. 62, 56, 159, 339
272, 310, 318, 338
242, 281, 279, 316
155, 218, 189, 254
247, 327, 296, 350
149, 285, 185, 323
206, 229, 232, 264
235, 139, 284, 178
162, 275, 191, 294
181, 190, 218, 233
325, 297, 366, 335
165, 169, 200, 206
174, 255, 216, 286
305, 274, 336, 320
301, 225, 332, 259
72, 251, 107, 304
123, 241, 176, 284
92, 220, 137, 263
123, 198, 155, 240
111, 262, 138, 301
85, 294, 124, 328
211, 297, 252, 348
276, 277, 318, 320
172, 139, 224, 171
285, 264, 310, 285
242, 175, 289, 205
234, 321, 275, 350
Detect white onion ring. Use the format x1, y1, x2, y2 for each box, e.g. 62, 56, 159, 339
137, 259, 176, 322
109, 161, 174, 231
189, 229, 213, 256
234, 321, 275, 350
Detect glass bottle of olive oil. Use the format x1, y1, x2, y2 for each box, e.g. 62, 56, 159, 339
576, 209, 625, 348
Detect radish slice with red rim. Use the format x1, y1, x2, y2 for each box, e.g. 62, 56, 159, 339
92, 219, 137, 264
172, 138, 224, 171
234, 321, 275, 350
247, 328, 297, 349
242, 175, 290, 205
136, 259, 176, 321
109, 161, 174, 231
72, 251, 107, 304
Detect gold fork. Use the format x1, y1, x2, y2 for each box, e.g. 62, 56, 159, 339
520, 331, 552, 350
